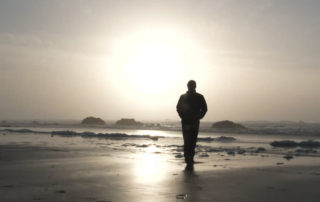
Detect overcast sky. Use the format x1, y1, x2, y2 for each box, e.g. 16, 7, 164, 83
1, 0, 320, 122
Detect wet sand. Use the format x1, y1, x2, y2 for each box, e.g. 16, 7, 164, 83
1, 144, 320, 202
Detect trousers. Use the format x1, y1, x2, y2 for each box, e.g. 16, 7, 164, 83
182, 121, 199, 164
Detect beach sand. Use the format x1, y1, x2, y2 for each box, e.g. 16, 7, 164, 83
1, 142, 320, 202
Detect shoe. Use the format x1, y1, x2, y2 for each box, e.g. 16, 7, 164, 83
185, 163, 194, 171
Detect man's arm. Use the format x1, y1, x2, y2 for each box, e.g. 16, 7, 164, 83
199, 95, 207, 119
176, 95, 183, 119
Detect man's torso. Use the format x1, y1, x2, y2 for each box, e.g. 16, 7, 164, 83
177, 91, 206, 124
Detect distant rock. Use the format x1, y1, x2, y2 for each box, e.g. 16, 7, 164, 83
300, 140, 320, 148
198, 136, 236, 142
215, 136, 237, 142
270, 140, 298, 147
295, 149, 317, 153
0, 120, 11, 127
255, 147, 266, 153
81, 117, 105, 125
212, 120, 247, 130
283, 154, 294, 160
270, 140, 320, 148
115, 118, 143, 127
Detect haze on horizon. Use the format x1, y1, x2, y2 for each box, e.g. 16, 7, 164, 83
1, 0, 320, 122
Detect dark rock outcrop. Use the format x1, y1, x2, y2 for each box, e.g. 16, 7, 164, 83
115, 118, 143, 126
270, 140, 320, 148
212, 120, 247, 130
81, 117, 105, 125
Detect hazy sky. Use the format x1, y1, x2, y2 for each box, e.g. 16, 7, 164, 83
1, 0, 320, 122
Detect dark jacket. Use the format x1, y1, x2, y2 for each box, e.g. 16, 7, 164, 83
176, 90, 207, 123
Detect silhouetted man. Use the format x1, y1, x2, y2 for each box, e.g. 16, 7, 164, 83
176, 80, 207, 170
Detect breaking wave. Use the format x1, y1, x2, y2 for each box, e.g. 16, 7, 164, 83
1, 128, 161, 141
1, 128, 237, 142
51, 130, 160, 141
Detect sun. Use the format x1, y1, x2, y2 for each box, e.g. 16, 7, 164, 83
124, 42, 182, 94
106, 27, 207, 100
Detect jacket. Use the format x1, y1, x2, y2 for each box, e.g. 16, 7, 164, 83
176, 90, 207, 123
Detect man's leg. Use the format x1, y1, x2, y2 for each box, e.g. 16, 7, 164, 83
182, 123, 193, 165
189, 121, 200, 162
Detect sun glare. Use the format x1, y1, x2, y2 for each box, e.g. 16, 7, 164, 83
124, 42, 182, 94
108, 28, 199, 94
106, 27, 208, 106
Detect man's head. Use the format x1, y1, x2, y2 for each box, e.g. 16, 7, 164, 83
187, 80, 196, 91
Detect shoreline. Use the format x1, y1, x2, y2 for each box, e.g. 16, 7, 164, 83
2, 121, 320, 137
1, 144, 320, 202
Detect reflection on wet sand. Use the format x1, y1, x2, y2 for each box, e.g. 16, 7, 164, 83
133, 145, 170, 183
178, 170, 202, 201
